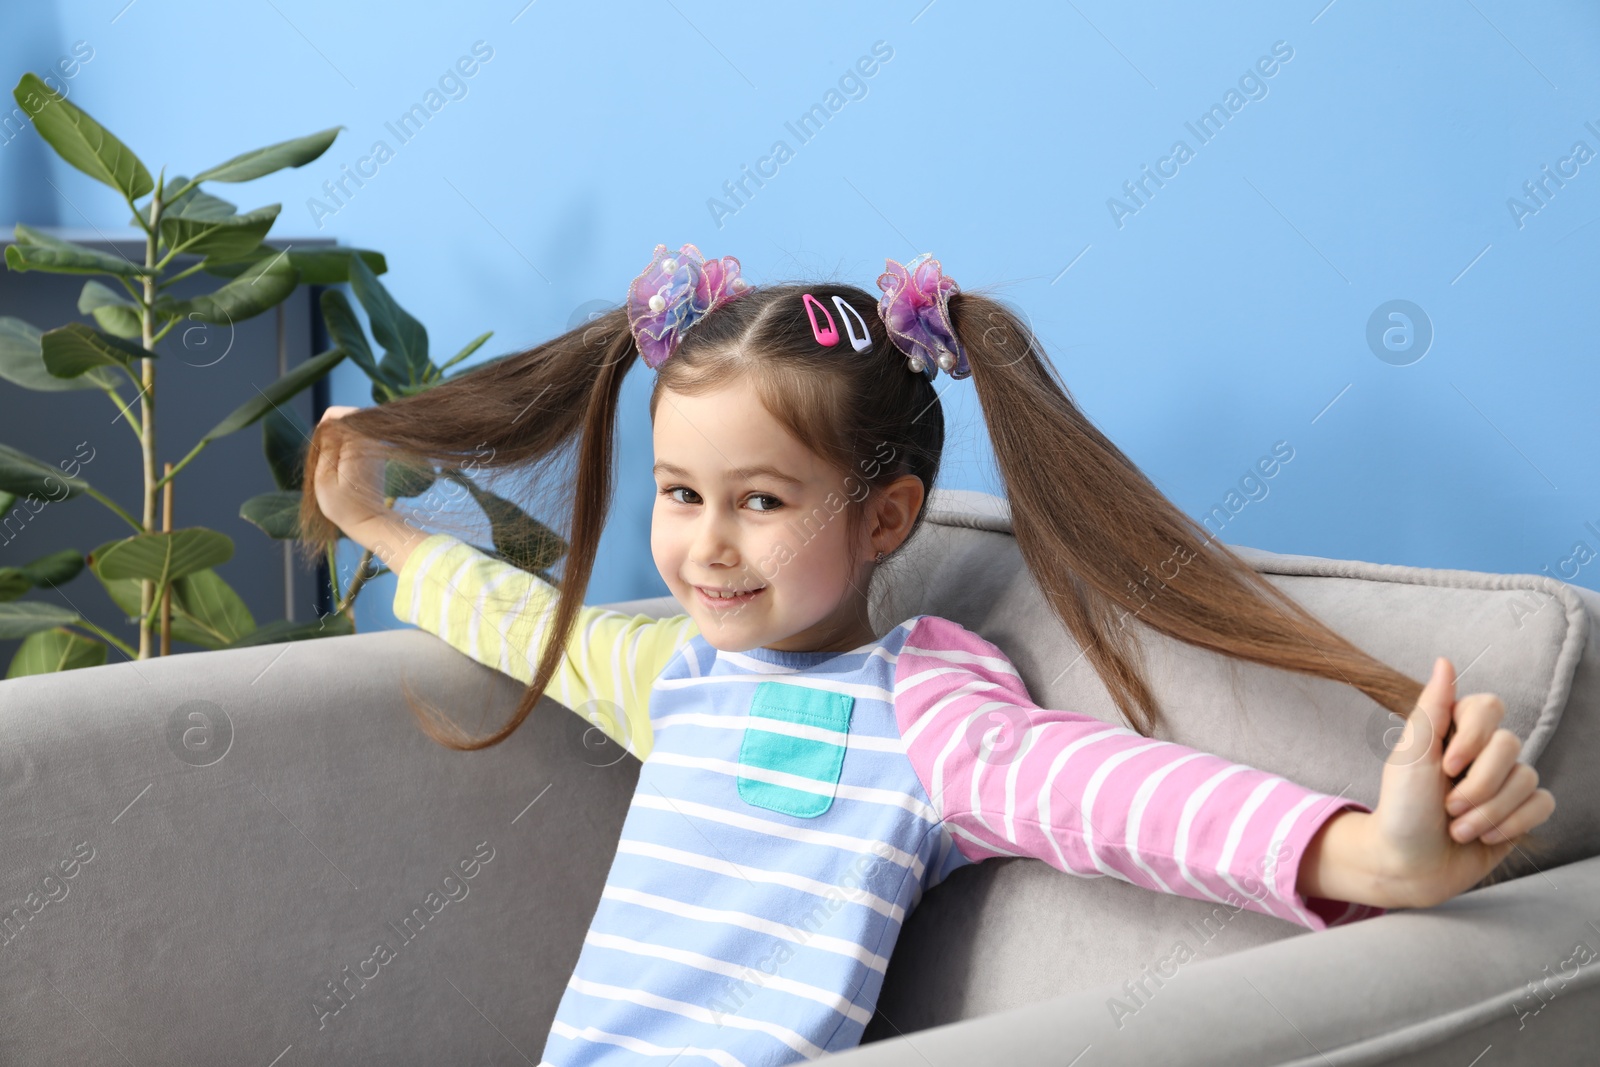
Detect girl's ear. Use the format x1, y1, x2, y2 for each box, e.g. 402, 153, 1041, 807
870, 474, 924, 554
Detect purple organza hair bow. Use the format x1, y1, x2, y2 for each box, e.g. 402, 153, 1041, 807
876, 252, 970, 380
626, 243, 749, 368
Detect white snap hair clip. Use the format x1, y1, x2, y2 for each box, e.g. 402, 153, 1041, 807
831, 296, 872, 353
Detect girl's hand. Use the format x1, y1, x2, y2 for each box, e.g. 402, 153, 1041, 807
1368, 656, 1556, 909
313, 406, 392, 547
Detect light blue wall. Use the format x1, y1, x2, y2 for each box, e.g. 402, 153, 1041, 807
6, 1, 1598, 634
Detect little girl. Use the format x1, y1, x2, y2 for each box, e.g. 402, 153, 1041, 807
306, 244, 1554, 1066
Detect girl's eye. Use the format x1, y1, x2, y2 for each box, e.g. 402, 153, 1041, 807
662, 486, 700, 505
659, 487, 783, 512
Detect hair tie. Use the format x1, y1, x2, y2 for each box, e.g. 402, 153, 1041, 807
876, 253, 970, 380
627, 243, 749, 369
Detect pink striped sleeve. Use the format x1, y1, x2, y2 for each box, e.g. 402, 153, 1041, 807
892, 616, 1385, 930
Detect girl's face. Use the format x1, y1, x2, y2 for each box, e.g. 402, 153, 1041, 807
650, 377, 881, 654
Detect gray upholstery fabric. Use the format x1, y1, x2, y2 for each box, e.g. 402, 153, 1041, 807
1, 487, 1593, 1065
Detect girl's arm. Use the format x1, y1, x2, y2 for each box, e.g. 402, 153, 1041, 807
381, 526, 696, 761
312, 405, 696, 761
893, 617, 1554, 925
893, 615, 1382, 929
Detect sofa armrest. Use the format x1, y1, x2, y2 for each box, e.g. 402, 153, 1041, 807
832, 855, 1600, 1066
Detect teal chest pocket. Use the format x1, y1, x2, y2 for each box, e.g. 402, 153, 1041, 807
737, 681, 854, 819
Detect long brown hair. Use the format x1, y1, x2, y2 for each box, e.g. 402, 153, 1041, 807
300, 278, 1429, 752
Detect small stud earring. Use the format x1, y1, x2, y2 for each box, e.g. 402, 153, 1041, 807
874, 550, 885, 565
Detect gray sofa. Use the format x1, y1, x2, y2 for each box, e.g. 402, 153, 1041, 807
2, 488, 1595, 1066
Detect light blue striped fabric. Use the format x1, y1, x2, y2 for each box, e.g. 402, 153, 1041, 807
538, 622, 974, 1067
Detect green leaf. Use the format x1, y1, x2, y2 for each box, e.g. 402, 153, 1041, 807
41, 322, 151, 378
262, 406, 310, 490
318, 289, 382, 382
170, 568, 256, 646
0, 490, 14, 518
0, 568, 29, 601
0, 442, 90, 499
20, 548, 84, 587
190, 126, 342, 185
7, 223, 147, 277
0, 316, 116, 391
134, 176, 237, 225
349, 254, 428, 385
240, 490, 302, 539
77, 281, 143, 339
0, 600, 79, 640
6, 627, 106, 677
202, 246, 387, 284
444, 470, 568, 573
12, 73, 151, 200
88, 528, 234, 583
96, 571, 218, 648
437, 330, 493, 376
157, 251, 299, 324
222, 612, 353, 648
164, 203, 280, 261
202, 346, 345, 442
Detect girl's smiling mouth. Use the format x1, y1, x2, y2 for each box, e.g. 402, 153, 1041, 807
695, 585, 767, 609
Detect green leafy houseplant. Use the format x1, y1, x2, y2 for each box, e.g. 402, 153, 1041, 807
0, 72, 399, 675
241, 258, 572, 620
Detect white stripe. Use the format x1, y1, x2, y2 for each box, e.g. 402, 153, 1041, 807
437, 558, 473, 645
1122, 751, 1209, 895
614, 838, 906, 921
498, 579, 538, 677
405, 538, 458, 622
563, 974, 823, 1058
898, 640, 1023, 680
598, 887, 891, 973
647, 751, 939, 824
581, 929, 876, 1024
653, 712, 906, 753
1079, 739, 1172, 883
655, 671, 895, 705
548, 1013, 752, 1066
1172, 765, 1252, 907
1001, 723, 1044, 844
1262, 791, 1332, 926
1215, 777, 1291, 922
630, 793, 923, 877
713, 644, 898, 676
894, 671, 1022, 749
1036, 726, 1136, 873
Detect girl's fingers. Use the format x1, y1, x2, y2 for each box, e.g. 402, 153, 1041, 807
1451, 759, 1540, 842
1480, 787, 1557, 845
1441, 692, 1506, 776
1444, 727, 1521, 817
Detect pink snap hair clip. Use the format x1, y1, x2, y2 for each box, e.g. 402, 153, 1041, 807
802, 293, 839, 346
831, 296, 872, 352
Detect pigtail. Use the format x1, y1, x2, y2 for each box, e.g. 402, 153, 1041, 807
300, 306, 640, 750
947, 290, 1426, 736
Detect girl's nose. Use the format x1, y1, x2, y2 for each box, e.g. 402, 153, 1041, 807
689, 511, 741, 569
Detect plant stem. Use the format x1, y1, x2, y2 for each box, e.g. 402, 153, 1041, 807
326, 542, 341, 605
151, 436, 208, 494
157, 259, 207, 288
336, 546, 376, 616
102, 386, 144, 440
136, 178, 165, 659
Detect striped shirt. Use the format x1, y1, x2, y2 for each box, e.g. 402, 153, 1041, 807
395, 534, 1382, 1066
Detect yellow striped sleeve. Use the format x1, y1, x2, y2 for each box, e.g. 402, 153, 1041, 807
391, 532, 698, 761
